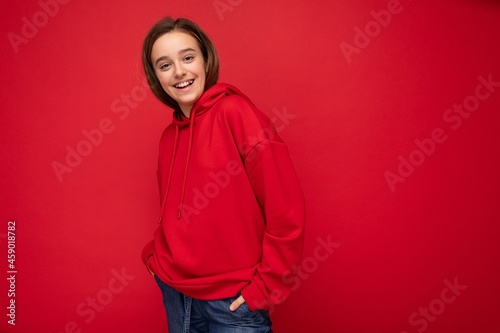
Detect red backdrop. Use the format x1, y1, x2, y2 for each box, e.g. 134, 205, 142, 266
1, 0, 499, 332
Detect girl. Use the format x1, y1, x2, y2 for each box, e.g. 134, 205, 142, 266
141, 17, 305, 333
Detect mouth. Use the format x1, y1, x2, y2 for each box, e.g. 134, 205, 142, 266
174, 79, 195, 89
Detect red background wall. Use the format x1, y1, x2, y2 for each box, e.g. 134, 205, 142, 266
1, 0, 499, 332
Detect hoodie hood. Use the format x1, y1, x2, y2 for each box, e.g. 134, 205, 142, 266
159, 83, 251, 222
172, 83, 253, 127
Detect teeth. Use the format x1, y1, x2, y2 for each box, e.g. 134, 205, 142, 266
175, 80, 193, 88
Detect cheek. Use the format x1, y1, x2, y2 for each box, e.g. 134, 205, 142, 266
156, 73, 172, 89
199, 70, 207, 85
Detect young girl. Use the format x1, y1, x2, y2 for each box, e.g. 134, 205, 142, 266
141, 17, 305, 333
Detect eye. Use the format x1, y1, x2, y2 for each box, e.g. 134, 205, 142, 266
159, 62, 171, 70
184, 55, 194, 62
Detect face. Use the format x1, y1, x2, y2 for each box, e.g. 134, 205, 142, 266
151, 31, 206, 117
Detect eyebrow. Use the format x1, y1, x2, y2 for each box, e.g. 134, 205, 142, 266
154, 48, 197, 65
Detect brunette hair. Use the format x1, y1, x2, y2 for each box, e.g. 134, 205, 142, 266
142, 17, 219, 111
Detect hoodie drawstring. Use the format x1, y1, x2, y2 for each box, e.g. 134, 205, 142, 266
177, 110, 196, 219
157, 83, 239, 224
158, 109, 196, 223
158, 125, 179, 224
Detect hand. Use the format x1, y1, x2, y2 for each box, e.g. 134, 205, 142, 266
229, 295, 246, 311
146, 256, 154, 276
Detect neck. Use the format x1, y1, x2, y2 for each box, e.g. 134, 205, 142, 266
180, 106, 192, 118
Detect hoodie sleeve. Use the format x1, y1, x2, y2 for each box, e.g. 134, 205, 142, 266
221, 95, 306, 311
141, 240, 155, 270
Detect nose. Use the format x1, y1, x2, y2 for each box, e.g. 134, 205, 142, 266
174, 63, 186, 78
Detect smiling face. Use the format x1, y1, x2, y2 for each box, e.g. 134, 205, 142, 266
151, 31, 206, 117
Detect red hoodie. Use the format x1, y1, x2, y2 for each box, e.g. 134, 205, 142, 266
141, 83, 305, 311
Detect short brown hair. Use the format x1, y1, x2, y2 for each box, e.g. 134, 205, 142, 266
142, 17, 220, 111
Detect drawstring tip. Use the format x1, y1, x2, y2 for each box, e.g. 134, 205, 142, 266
158, 216, 162, 224
177, 204, 183, 219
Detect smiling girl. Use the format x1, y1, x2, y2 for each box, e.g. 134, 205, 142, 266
141, 17, 305, 333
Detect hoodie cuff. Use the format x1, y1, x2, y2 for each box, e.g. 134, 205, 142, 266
141, 240, 155, 266
240, 281, 270, 312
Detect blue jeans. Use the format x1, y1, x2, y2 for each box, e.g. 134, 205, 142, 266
154, 275, 273, 333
